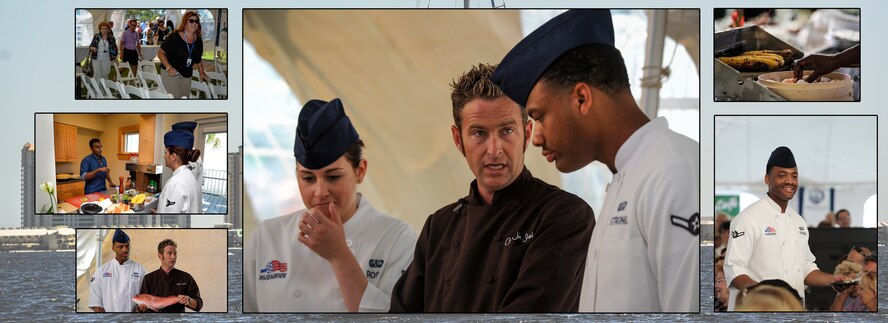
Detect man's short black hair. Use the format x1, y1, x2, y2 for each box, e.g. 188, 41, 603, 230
89, 138, 101, 148
539, 43, 630, 96
864, 255, 877, 264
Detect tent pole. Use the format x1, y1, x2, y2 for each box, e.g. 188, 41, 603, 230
640, 10, 667, 119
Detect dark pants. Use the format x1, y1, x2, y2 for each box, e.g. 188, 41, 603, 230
122, 48, 139, 66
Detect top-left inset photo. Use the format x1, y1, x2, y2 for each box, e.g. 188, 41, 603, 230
75, 9, 228, 100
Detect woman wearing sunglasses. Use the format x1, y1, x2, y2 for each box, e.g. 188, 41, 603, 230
158, 11, 210, 99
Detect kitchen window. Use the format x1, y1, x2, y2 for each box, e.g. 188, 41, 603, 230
117, 125, 139, 160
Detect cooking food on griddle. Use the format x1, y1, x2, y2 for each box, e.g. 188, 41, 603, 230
717, 49, 794, 71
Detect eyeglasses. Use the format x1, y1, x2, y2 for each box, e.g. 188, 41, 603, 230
187, 19, 200, 24
852, 246, 866, 255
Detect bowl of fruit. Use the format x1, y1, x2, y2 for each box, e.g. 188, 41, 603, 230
130, 193, 149, 211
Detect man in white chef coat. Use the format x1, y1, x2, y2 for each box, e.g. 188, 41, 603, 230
171, 121, 204, 207
88, 229, 147, 312
156, 130, 201, 213
724, 146, 847, 311
491, 9, 699, 312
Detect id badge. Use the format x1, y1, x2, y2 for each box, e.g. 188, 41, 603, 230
186, 58, 192, 67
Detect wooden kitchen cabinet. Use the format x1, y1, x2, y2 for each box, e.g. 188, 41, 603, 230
57, 181, 85, 202
54, 123, 78, 162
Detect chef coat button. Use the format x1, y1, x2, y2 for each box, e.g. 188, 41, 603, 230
346, 239, 354, 247
511, 201, 519, 208
488, 275, 496, 283
293, 289, 302, 298
452, 240, 460, 249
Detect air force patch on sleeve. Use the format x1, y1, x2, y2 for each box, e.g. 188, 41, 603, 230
731, 230, 745, 238
166, 199, 175, 207
670, 213, 700, 236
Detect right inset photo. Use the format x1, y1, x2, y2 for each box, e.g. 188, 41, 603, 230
713, 9, 859, 101
713, 115, 877, 312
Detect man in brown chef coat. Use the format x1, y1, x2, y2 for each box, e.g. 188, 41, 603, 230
136, 239, 203, 312
389, 63, 596, 312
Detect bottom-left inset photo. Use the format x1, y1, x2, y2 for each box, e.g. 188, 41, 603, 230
75, 228, 227, 313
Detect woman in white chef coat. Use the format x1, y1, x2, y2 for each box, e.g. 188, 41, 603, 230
155, 130, 201, 213
171, 121, 204, 203
244, 98, 417, 312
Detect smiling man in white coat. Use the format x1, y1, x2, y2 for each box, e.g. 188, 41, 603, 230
491, 9, 699, 312
724, 146, 847, 311
88, 229, 147, 312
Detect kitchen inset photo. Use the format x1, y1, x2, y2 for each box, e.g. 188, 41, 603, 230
34, 113, 229, 218
713, 9, 859, 101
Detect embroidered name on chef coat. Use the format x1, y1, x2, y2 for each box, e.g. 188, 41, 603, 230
505, 231, 534, 246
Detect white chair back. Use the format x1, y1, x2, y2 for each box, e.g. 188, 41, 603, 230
137, 60, 157, 74
124, 84, 145, 99
101, 79, 126, 99
114, 61, 140, 86
80, 74, 96, 98
190, 80, 215, 99
205, 71, 227, 87
90, 77, 107, 98
147, 90, 173, 99
140, 72, 167, 94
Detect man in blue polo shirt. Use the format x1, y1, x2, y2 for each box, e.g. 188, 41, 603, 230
80, 138, 114, 194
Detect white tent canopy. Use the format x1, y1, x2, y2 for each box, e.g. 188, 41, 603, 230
77, 9, 227, 53
715, 115, 876, 187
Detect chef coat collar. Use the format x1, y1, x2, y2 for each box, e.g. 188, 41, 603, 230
342, 193, 371, 229
466, 166, 531, 205
614, 117, 668, 173
764, 194, 794, 215
172, 164, 190, 177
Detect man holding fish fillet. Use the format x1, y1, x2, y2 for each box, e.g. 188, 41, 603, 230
88, 229, 147, 312
136, 239, 203, 312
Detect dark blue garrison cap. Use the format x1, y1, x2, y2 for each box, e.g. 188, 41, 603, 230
112, 229, 130, 244
294, 98, 359, 170
172, 121, 197, 134
767, 146, 797, 171
164, 130, 194, 150
491, 9, 615, 107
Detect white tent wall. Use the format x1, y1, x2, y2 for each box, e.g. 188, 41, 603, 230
244, 10, 562, 233
718, 185, 875, 227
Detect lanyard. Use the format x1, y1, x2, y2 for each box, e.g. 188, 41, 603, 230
185, 35, 195, 58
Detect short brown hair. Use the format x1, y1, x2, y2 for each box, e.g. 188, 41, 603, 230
157, 239, 177, 254
97, 21, 111, 31
450, 63, 527, 129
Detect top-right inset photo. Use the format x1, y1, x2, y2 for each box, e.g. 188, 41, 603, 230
714, 9, 859, 102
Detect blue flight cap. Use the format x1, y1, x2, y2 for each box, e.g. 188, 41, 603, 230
172, 121, 197, 134
112, 229, 130, 244
164, 130, 194, 151
767, 146, 797, 171
491, 9, 615, 107
294, 98, 359, 169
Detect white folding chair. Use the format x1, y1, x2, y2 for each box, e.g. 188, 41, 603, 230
79, 74, 97, 98
114, 61, 140, 86
124, 84, 146, 99
137, 60, 157, 74
209, 85, 227, 99
101, 79, 126, 99
147, 90, 173, 99
214, 62, 227, 75
205, 71, 227, 87
190, 80, 215, 99
90, 77, 107, 98
140, 71, 167, 94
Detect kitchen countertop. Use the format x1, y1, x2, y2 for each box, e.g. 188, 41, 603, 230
57, 190, 159, 214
